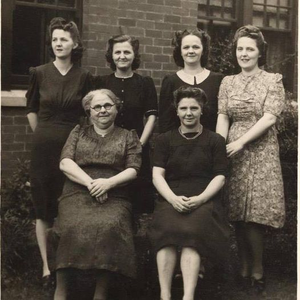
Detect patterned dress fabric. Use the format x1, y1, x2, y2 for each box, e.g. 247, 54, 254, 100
26, 62, 93, 221
53, 125, 142, 278
218, 70, 285, 228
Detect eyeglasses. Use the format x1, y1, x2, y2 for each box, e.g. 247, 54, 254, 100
90, 104, 115, 112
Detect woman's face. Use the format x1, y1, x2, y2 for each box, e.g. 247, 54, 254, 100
181, 34, 203, 66
90, 93, 118, 129
112, 41, 135, 71
51, 29, 77, 60
177, 97, 202, 129
236, 37, 260, 72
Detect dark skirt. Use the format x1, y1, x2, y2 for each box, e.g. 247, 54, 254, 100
148, 195, 230, 264
30, 123, 75, 221
53, 187, 137, 279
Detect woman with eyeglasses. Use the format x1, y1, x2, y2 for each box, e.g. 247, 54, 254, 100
26, 17, 93, 284
52, 89, 142, 300
94, 34, 158, 213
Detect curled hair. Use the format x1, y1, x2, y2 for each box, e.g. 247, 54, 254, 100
105, 34, 141, 71
172, 29, 211, 68
48, 17, 83, 62
173, 86, 208, 110
232, 25, 268, 66
82, 89, 122, 117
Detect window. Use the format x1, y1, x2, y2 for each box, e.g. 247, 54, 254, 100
253, 0, 293, 31
2, 0, 83, 90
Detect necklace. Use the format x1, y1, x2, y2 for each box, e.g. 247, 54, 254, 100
178, 125, 203, 140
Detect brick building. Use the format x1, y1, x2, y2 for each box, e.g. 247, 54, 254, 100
1, 0, 298, 178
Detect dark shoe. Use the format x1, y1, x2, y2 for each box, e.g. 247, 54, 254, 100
42, 273, 55, 289
251, 275, 266, 294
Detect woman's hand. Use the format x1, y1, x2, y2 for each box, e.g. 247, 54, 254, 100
186, 196, 206, 211
169, 195, 190, 213
89, 178, 114, 198
95, 193, 108, 204
226, 140, 245, 157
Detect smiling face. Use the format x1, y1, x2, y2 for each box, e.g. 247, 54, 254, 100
112, 41, 135, 71
236, 37, 260, 73
177, 97, 202, 130
51, 29, 77, 60
181, 34, 203, 67
90, 93, 118, 129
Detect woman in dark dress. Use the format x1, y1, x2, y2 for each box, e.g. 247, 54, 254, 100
26, 17, 93, 281
159, 29, 223, 133
53, 89, 142, 300
149, 86, 230, 300
94, 34, 158, 212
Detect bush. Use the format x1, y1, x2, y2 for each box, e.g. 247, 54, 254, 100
1, 160, 40, 288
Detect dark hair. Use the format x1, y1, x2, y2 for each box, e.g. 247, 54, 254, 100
232, 25, 268, 66
105, 35, 141, 71
82, 89, 122, 117
173, 86, 208, 110
172, 29, 211, 68
48, 17, 83, 62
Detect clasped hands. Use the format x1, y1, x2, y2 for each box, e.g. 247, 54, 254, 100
169, 195, 206, 213
87, 178, 114, 204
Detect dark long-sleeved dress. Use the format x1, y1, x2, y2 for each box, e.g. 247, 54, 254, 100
26, 62, 93, 221
95, 73, 158, 212
149, 128, 230, 263
159, 71, 223, 133
53, 125, 142, 278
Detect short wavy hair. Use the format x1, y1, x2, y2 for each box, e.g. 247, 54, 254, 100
82, 89, 122, 117
232, 25, 268, 66
47, 17, 83, 62
172, 29, 211, 68
105, 35, 141, 71
173, 86, 208, 110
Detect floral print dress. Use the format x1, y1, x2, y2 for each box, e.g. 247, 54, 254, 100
218, 70, 285, 228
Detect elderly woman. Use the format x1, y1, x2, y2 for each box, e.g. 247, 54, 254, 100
149, 86, 230, 300
52, 89, 142, 300
216, 25, 285, 293
159, 29, 223, 133
94, 34, 158, 212
26, 17, 93, 282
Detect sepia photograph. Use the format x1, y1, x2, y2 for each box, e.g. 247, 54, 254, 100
1, 0, 297, 299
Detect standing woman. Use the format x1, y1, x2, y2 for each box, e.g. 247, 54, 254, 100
94, 34, 158, 212
26, 17, 93, 282
159, 29, 223, 133
216, 25, 285, 292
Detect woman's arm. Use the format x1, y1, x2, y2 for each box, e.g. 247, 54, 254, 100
139, 115, 156, 146
216, 114, 230, 140
89, 168, 137, 197
187, 175, 225, 210
153, 166, 190, 213
226, 113, 277, 157
60, 158, 93, 187
27, 112, 38, 132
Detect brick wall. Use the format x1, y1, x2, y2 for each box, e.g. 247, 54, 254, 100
81, 0, 199, 94
2, 107, 33, 179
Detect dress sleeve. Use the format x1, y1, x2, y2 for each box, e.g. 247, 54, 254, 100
125, 130, 142, 172
93, 74, 106, 89
142, 76, 158, 118
82, 71, 95, 96
159, 75, 177, 133
26, 67, 40, 114
153, 133, 170, 169
217, 76, 230, 115
263, 73, 285, 117
212, 134, 228, 177
60, 125, 81, 161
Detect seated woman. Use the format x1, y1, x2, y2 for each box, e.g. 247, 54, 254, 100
149, 86, 230, 300
52, 89, 142, 300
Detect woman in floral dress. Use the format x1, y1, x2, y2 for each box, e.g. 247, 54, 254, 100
216, 25, 285, 293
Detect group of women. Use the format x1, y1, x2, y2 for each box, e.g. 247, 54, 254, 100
26, 17, 285, 300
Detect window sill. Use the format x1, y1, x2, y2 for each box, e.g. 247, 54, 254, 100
1, 90, 26, 107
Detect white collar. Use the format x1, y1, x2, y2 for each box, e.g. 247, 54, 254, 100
177, 68, 210, 85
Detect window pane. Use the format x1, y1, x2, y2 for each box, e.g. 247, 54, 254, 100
253, 0, 265, 4
267, 0, 277, 4
279, 8, 289, 29
253, 4, 264, 27
280, 0, 289, 6
18, 0, 35, 2
58, 0, 76, 7
12, 6, 42, 75
37, 0, 56, 4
